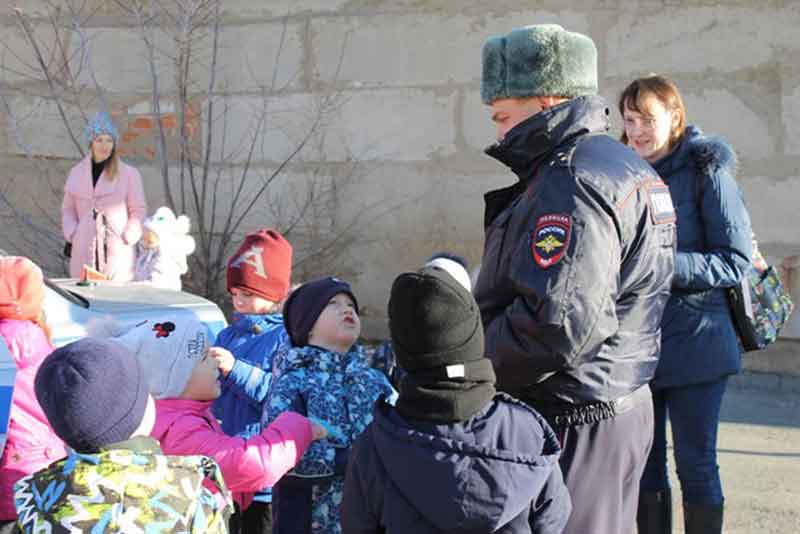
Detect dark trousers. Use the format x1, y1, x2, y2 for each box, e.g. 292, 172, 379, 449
0, 520, 19, 534
229, 501, 272, 534
640, 377, 728, 505
557, 390, 654, 534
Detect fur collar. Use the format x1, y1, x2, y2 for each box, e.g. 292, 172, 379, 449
684, 126, 738, 179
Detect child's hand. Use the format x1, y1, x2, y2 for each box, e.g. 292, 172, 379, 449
310, 421, 328, 441
308, 417, 347, 444
208, 347, 235, 377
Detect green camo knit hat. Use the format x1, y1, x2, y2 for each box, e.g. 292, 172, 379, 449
481, 24, 598, 104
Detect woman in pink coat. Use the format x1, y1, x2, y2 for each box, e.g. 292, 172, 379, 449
0, 257, 67, 531
62, 112, 147, 281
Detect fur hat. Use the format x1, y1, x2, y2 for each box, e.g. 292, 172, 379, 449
283, 277, 358, 348
143, 206, 196, 274
389, 266, 484, 373
111, 316, 210, 399
85, 111, 119, 143
481, 24, 598, 104
227, 229, 292, 302
34, 338, 149, 452
0, 256, 45, 322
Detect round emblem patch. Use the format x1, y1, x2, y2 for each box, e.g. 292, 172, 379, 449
531, 214, 572, 269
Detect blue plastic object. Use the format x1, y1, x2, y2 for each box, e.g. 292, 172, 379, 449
0, 340, 15, 458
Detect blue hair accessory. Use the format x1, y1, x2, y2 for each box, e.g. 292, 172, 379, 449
85, 111, 119, 144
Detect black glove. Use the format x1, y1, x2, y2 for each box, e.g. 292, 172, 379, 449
63, 242, 72, 259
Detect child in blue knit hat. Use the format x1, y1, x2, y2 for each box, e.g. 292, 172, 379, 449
263, 277, 397, 534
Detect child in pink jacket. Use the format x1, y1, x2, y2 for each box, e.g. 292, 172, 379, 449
0, 257, 67, 529
109, 315, 327, 511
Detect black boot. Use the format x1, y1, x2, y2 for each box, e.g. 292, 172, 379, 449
637, 489, 672, 534
683, 502, 723, 534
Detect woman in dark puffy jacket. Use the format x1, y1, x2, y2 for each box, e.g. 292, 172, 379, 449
619, 75, 753, 534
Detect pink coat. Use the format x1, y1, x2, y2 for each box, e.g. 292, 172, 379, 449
62, 156, 147, 281
152, 398, 313, 508
0, 320, 67, 520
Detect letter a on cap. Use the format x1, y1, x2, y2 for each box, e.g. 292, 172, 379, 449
231, 246, 268, 279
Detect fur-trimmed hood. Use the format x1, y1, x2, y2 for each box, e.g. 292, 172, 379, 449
656, 125, 737, 180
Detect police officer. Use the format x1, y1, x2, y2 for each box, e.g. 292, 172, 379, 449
474, 25, 676, 534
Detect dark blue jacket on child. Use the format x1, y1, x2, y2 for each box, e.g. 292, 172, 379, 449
212, 312, 288, 503
341, 393, 571, 534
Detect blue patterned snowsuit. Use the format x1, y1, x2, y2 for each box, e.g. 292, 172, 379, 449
263, 345, 396, 534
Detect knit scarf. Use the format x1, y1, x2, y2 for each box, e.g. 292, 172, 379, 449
395, 358, 497, 423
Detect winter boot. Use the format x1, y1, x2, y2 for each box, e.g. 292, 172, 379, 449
636, 489, 672, 534
683, 502, 723, 534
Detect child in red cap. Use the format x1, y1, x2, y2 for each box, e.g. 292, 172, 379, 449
0, 257, 67, 532
209, 229, 293, 533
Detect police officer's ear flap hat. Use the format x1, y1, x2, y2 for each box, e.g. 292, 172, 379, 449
389, 266, 484, 373
481, 24, 598, 104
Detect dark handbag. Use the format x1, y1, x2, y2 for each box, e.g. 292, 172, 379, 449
694, 165, 794, 351
63, 242, 72, 258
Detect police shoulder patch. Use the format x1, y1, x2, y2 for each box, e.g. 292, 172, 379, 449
645, 181, 676, 225
531, 214, 571, 269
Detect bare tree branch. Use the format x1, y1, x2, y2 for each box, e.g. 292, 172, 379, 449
13, 7, 84, 157
2, 1, 379, 304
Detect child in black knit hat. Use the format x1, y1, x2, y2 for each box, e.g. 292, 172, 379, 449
263, 277, 396, 534
341, 266, 572, 534
368, 251, 473, 389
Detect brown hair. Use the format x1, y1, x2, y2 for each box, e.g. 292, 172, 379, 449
618, 74, 686, 148
89, 141, 120, 180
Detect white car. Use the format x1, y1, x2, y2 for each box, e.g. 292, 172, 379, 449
44, 278, 228, 347
1, 278, 228, 454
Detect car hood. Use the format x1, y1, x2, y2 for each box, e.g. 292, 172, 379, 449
57, 280, 213, 313
45, 279, 227, 347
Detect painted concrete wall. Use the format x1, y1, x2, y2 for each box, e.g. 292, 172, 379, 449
1, 1, 799, 341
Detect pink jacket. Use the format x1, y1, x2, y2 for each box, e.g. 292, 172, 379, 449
0, 320, 67, 520
152, 398, 313, 508
62, 156, 147, 281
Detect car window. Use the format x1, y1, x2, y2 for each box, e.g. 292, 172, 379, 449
45, 278, 89, 309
